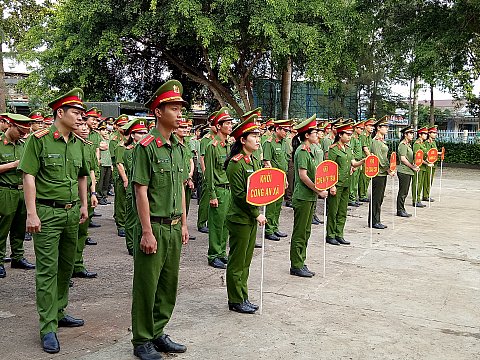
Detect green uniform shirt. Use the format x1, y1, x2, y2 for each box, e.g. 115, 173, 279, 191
88, 130, 102, 149
413, 140, 427, 172
328, 142, 354, 187
261, 132, 273, 146
360, 132, 372, 155
370, 137, 389, 176
293, 143, 317, 202
397, 141, 414, 176
109, 130, 124, 165
285, 136, 293, 161
19, 125, 89, 202
82, 140, 98, 187
350, 133, 363, 161
123, 143, 136, 196
114, 144, 126, 167
100, 143, 112, 167
178, 137, 192, 182
263, 137, 288, 172
310, 143, 324, 166
0, 134, 24, 186
204, 136, 230, 200
200, 131, 215, 157
226, 151, 260, 225
322, 135, 334, 155
131, 128, 184, 218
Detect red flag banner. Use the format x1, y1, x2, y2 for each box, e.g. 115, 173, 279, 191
315, 160, 338, 190
414, 149, 424, 167
364, 154, 379, 178
389, 152, 397, 172
427, 148, 438, 164
441, 146, 445, 161
246, 168, 286, 206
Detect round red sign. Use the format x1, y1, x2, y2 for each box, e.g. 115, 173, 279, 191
389, 152, 397, 172
246, 168, 286, 206
414, 149, 424, 167
315, 160, 338, 190
427, 148, 438, 164
364, 155, 379, 178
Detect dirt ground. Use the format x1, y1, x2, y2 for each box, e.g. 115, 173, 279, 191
1, 166, 479, 360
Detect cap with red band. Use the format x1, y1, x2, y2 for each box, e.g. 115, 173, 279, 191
428, 125, 438, 133
241, 107, 262, 120
365, 117, 376, 126
273, 119, 292, 129
85, 107, 102, 118
44, 114, 54, 126
293, 114, 317, 134
4, 113, 31, 130
417, 127, 428, 134
336, 122, 354, 134
115, 114, 129, 126
231, 115, 260, 140
29, 110, 45, 121
145, 80, 188, 112
212, 107, 233, 127
48, 88, 85, 112
353, 120, 365, 129
121, 118, 148, 134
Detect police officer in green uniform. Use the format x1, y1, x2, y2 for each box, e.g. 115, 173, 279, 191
72, 116, 98, 278
197, 111, 217, 233
28, 109, 45, 132
131, 80, 189, 360
358, 118, 375, 202
0, 113, 35, 278
396, 126, 419, 217
326, 122, 365, 245
423, 125, 438, 202
111, 114, 128, 237
289, 115, 329, 278
120, 118, 148, 256
369, 117, 395, 229
412, 127, 429, 208
97, 121, 112, 205
205, 107, 233, 269
262, 119, 291, 241
225, 116, 266, 313
348, 120, 365, 207
310, 121, 326, 225
19, 88, 90, 354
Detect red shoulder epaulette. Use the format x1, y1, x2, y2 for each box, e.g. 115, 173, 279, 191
33, 129, 50, 138
140, 134, 155, 147
212, 140, 218, 147
302, 144, 311, 152
232, 153, 243, 162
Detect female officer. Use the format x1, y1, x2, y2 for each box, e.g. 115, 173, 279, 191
119, 118, 148, 255
396, 126, 419, 217
224, 115, 266, 314
289, 115, 328, 278
369, 117, 395, 229
412, 127, 429, 208
326, 121, 365, 245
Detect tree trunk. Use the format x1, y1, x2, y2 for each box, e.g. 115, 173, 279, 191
429, 83, 435, 126
412, 75, 420, 128
280, 57, 292, 119
369, 80, 377, 117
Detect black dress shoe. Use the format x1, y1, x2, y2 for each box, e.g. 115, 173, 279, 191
311, 217, 320, 225
108, 190, 115, 196
58, 315, 84, 327
118, 228, 126, 237
423, 197, 435, 202
348, 201, 360, 207
397, 211, 412, 218
312, 214, 322, 224
413, 202, 426, 208
89, 221, 101, 228
290, 267, 313, 278
92, 210, 102, 217
69, 280, 74, 287
11, 258, 35, 269
153, 334, 187, 353
0, 265, 6, 278
134, 342, 163, 360
219, 257, 228, 264
326, 237, 340, 245
359, 198, 369, 202
265, 233, 280, 241
303, 265, 315, 276
355, 201, 362, 206
85, 237, 97, 245
24, 232, 32, 241
42, 332, 60, 354
72, 269, 97, 278
274, 231, 288, 237
188, 235, 196, 240
254, 243, 262, 248
128, 249, 134, 256
3, 257, 10, 263
98, 198, 108, 205
245, 299, 259, 310
228, 302, 256, 314
209, 258, 226, 269
335, 237, 350, 245
197, 226, 209, 233
372, 223, 387, 229
285, 201, 293, 208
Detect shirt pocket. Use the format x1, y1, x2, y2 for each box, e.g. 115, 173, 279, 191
42, 155, 64, 177
0, 153, 15, 164
152, 159, 172, 189
70, 158, 83, 178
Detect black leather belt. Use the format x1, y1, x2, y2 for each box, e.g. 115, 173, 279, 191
150, 216, 181, 225
216, 184, 230, 189
37, 199, 77, 210
0, 182, 23, 190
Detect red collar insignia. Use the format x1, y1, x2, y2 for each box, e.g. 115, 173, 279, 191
156, 137, 163, 147
244, 156, 251, 164
53, 131, 60, 139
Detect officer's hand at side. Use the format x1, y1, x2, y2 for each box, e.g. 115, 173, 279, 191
123, 179, 128, 189
329, 186, 337, 196
140, 232, 157, 254
210, 199, 219, 207
256, 214, 267, 226
317, 190, 328, 198
26, 213, 41, 233
79, 206, 88, 224
91, 195, 98, 208
181, 224, 189, 245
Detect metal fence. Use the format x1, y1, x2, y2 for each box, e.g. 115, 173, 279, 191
386, 130, 479, 144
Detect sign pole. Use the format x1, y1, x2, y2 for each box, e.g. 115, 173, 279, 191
439, 160, 443, 202
389, 152, 397, 230
259, 205, 266, 315
428, 166, 433, 208
414, 173, 418, 218
369, 182, 373, 248
323, 199, 327, 277
364, 154, 380, 248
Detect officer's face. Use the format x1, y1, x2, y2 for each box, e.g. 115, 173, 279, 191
366, 124, 374, 133
355, 127, 363, 135
276, 127, 287, 139
406, 132, 414, 141
339, 132, 352, 143
420, 133, 428, 140
378, 125, 388, 135
176, 125, 188, 138
218, 120, 233, 136
58, 107, 84, 131
155, 102, 183, 130
133, 131, 147, 142
31, 121, 44, 131
305, 130, 318, 144
74, 121, 89, 139
429, 132, 437, 139
242, 133, 260, 153
317, 130, 325, 140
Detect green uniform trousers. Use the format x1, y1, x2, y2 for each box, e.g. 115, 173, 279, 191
34, 204, 80, 337
226, 220, 257, 304
284, 158, 295, 202
265, 196, 283, 235
359, 170, 370, 199
326, 185, 349, 239
74, 196, 93, 273
423, 166, 435, 199
131, 222, 182, 346
196, 175, 209, 229
290, 199, 315, 269
0, 188, 26, 265
396, 172, 412, 213
207, 187, 231, 262
369, 175, 387, 225
114, 175, 126, 230
349, 167, 361, 202
125, 193, 138, 253
185, 184, 192, 216
412, 170, 425, 204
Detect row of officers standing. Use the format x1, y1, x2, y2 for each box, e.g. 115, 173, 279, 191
0, 79, 441, 360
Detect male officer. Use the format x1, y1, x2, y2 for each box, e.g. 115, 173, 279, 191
348, 120, 365, 206
19, 88, 89, 354
111, 114, 128, 237
28, 110, 45, 132
131, 80, 189, 360
205, 107, 233, 269
0, 113, 36, 278
263, 119, 291, 241
0, 114, 9, 134
358, 117, 375, 202
423, 125, 438, 202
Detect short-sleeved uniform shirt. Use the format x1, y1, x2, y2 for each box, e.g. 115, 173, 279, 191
322, 135, 334, 155
88, 130, 102, 149
114, 144, 126, 170
131, 128, 184, 218
226, 151, 260, 225
360, 132, 372, 156
19, 125, 89, 202
178, 137, 192, 182
109, 130, 124, 165
263, 137, 288, 172
0, 134, 24, 186
293, 143, 317, 202
350, 133, 363, 161
327, 142, 354, 187
370, 137, 389, 176
413, 140, 427, 172
397, 141, 414, 176
123, 143, 136, 197
82, 139, 98, 188
100, 136, 112, 167
204, 136, 230, 200
310, 143, 324, 166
